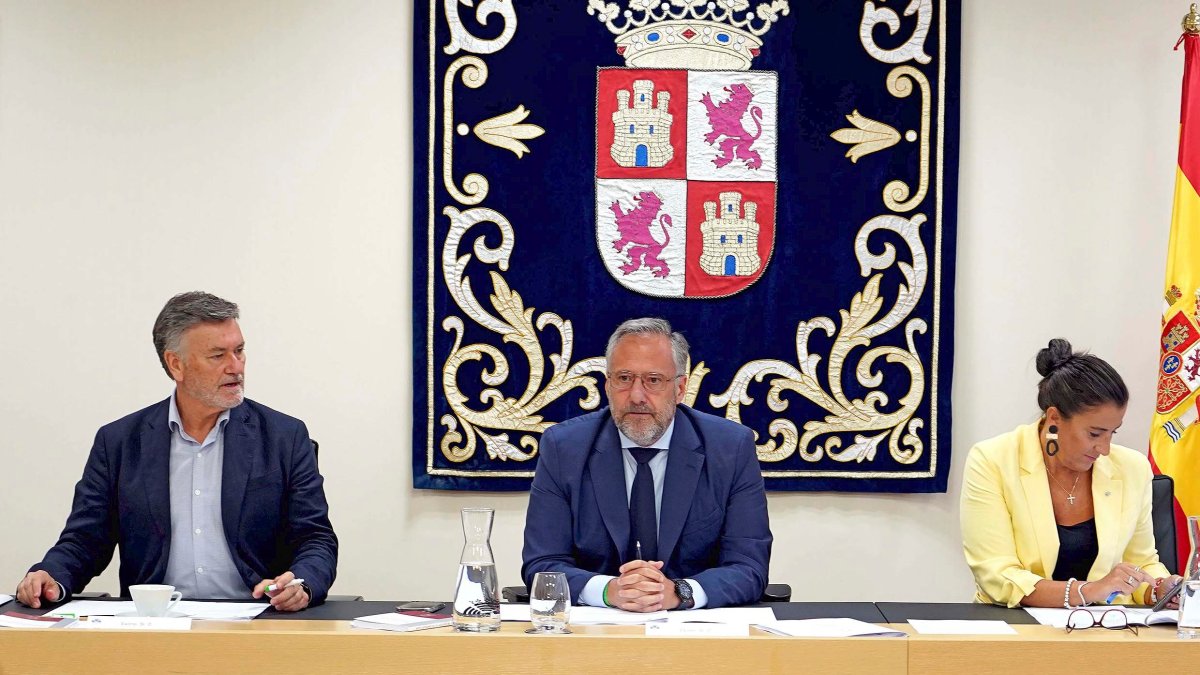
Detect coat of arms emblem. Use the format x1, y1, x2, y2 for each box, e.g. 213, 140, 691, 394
591, 0, 785, 298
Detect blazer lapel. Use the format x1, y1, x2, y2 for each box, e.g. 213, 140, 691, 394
221, 404, 255, 554
588, 415, 631, 559
657, 407, 704, 565
141, 400, 173, 542
1017, 423, 1060, 578
1090, 456, 1122, 575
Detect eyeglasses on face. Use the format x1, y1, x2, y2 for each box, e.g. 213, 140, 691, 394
1065, 609, 1138, 636
607, 371, 681, 392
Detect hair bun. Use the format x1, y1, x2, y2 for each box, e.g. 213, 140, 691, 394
1036, 338, 1074, 377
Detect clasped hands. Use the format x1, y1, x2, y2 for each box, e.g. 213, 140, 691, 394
16, 569, 310, 612
604, 559, 679, 612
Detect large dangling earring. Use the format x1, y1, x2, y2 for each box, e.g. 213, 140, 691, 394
1045, 424, 1060, 457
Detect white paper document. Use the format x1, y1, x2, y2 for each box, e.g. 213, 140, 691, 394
907, 619, 1017, 635
754, 618, 905, 638
569, 606, 668, 625
499, 604, 531, 621
1024, 608, 1093, 628
0, 594, 13, 606
646, 622, 749, 637
0, 615, 62, 629
47, 600, 268, 621
1024, 607, 1178, 628
74, 616, 192, 631
665, 607, 777, 624
351, 612, 452, 632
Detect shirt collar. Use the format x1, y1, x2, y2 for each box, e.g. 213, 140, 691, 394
616, 416, 676, 450
168, 391, 232, 442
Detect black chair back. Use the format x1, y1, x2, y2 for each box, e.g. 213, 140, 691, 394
1152, 474, 1178, 575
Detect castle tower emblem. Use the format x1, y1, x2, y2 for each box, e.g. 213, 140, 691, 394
699, 192, 760, 276
592, 0, 785, 298
611, 80, 674, 168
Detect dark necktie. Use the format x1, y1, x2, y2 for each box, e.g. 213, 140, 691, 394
628, 447, 660, 561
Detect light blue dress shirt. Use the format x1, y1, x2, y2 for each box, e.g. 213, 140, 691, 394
579, 418, 709, 609
162, 394, 247, 599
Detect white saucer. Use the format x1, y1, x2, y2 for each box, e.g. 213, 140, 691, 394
115, 610, 187, 618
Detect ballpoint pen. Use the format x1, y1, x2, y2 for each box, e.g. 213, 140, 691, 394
264, 578, 304, 593
636, 541, 642, 561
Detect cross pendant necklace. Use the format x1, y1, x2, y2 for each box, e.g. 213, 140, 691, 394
1049, 470, 1081, 506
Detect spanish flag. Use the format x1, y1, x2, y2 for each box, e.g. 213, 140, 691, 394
1150, 25, 1200, 571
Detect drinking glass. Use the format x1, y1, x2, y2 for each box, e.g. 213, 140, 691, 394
527, 572, 571, 634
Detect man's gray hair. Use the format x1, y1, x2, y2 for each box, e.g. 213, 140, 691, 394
152, 291, 240, 379
605, 317, 689, 376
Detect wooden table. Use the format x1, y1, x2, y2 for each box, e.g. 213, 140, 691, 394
896, 623, 1194, 675
0, 620, 905, 675
2, 604, 1196, 674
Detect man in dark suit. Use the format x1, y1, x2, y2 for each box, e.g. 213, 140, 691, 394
521, 318, 771, 611
15, 292, 337, 612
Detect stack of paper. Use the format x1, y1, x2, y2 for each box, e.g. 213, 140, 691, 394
351, 612, 452, 632
73, 616, 192, 631
665, 607, 776, 624
1025, 607, 1179, 628
46, 600, 268, 621
570, 606, 669, 624
0, 613, 65, 629
499, 604, 669, 625
754, 618, 905, 638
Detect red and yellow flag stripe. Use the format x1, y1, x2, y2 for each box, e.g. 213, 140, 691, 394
1150, 31, 1200, 570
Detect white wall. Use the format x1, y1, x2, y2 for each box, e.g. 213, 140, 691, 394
0, 1, 1183, 602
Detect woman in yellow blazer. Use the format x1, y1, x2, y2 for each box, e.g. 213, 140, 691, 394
961, 339, 1183, 608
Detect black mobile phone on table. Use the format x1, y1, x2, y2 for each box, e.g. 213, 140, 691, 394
396, 601, 445, 613
1152, 580, 1183, 612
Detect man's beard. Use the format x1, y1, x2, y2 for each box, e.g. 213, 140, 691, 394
184, 378, 244, 411
614, 405, 672, 446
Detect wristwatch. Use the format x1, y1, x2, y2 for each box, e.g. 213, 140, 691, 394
672, 578, 695, 610
300, 582, 312, 602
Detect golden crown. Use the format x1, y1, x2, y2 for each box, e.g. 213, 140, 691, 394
587, 0, 790, 71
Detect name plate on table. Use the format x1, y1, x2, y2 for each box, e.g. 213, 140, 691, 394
646, 623, 749, 637
75, 616, 192, 631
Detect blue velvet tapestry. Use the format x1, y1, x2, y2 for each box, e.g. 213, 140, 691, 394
414, 0, 959, 492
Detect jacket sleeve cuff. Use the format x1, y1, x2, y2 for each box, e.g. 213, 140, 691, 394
686, 579, 707, 609
580, 575, 614, 607
998, 568, 1043, 607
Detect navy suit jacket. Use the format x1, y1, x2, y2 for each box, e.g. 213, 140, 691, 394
31, 398, 338, 603
521, 405, 772, 608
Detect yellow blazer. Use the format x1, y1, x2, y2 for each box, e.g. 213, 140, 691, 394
960, 422, 1169, 607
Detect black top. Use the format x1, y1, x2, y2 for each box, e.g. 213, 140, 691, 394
1052, 518, 1099, 581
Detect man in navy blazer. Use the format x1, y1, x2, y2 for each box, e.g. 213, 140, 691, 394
522, 318, 771, 610
15, 292, 337, 611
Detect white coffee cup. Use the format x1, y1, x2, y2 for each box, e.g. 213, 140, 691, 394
129, 584, 182, 617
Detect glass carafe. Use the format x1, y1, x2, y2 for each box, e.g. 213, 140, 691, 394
1178, 516, 1200, 638
452, 507, 501, 632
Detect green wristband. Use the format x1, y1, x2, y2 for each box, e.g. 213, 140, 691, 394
602, 582, 612, 607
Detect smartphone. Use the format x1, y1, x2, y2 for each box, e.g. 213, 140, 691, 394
1152, 580, 1183, 612
396, 601, 446, 613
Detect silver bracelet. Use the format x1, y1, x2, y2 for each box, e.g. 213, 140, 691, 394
1077, 581, 1090, 607
1064, 578, 1077, 609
